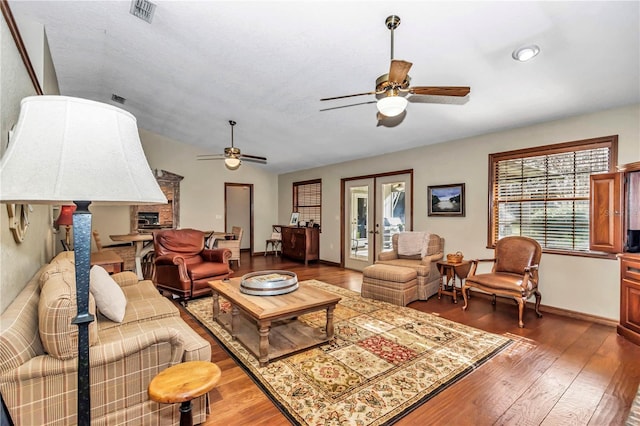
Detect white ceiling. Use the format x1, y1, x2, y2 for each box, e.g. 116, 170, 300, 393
10, 1, 640, 174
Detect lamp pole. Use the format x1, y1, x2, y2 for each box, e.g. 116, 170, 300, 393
70, 201, 93, 425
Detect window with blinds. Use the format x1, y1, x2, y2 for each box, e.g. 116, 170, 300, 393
489, 136, 617, 253
293, 179, 321, 226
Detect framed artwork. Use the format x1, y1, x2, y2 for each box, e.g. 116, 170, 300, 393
289, 212, 300, 226
428, 183, 465, 217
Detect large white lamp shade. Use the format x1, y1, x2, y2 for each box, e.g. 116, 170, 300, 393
0, 96, 166, 204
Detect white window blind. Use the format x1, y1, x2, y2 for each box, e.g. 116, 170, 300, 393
293, 179, 321, 226
490, 137, 616, 253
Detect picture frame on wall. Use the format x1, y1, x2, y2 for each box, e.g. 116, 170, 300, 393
428, 183, 465, 217
289, 212, 300, 226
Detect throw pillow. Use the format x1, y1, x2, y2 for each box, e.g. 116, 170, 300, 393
90, 265, 127, 322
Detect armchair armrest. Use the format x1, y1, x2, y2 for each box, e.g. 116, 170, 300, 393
468, 258, 497, 276
202, 248, 232, 263
155, 253, 184, 265
420, 252, 443, 265
377, 251, 398, 261
155, 254, 190, 283
8, 328, 184, 382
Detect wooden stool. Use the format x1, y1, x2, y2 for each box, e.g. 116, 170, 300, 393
148, 361, 221, 426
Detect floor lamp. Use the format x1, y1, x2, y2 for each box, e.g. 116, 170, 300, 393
0, 96, 166, 425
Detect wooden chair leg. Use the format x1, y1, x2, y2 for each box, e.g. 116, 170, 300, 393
534, 290, 543, 318
461, 284, 470, 311
517, 298, 525, 328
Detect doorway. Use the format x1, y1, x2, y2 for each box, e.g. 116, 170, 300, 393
342, 171, 413, 271
224, 183, 253, 255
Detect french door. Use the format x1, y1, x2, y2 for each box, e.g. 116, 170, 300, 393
344, 172, 412, 271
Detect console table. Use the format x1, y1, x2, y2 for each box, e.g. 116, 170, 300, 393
280, 226, 319, 265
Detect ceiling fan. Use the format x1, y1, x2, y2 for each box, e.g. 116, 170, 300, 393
320, 15, 470, 119
197, 120, 267, 170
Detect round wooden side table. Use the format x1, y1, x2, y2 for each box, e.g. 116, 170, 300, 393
148, 360, 221, 426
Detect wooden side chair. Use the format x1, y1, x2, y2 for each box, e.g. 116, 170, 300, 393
215, 226, 243, 266
265, 231, 282, 256
92, 230, 104, 251
462, 236, 542, 328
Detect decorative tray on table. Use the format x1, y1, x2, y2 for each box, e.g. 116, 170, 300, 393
240, 270, 298, 296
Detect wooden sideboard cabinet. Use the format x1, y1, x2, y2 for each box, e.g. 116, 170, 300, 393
618, 253, 640, 345
590, 161, 640, 345
281, 226, 319, 265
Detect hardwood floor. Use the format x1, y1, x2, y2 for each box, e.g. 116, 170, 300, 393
177, 252, 640, 426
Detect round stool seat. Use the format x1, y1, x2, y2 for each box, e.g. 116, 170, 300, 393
149, 361, 221, 425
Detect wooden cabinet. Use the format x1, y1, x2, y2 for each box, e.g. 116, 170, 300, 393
618, 254, 640, 345
589, 172, 623, 253
591, 161, 640, 345
281, 226, 319, 265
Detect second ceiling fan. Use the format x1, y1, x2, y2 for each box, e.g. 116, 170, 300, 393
197, 120, 267, 170
321, 15, 471, 119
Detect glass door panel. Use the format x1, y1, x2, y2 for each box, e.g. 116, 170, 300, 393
375, 174, 412, 260
345, 179, 373, 270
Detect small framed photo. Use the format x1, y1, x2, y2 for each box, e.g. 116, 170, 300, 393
289, 212, 300, 226
428, 183, 465, 217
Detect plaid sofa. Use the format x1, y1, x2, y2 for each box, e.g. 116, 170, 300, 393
0, 251, 211, 425
376, 233, 444, 300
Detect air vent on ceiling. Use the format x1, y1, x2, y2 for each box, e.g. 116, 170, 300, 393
111, 94, 126, 104
130, 0, 156, 23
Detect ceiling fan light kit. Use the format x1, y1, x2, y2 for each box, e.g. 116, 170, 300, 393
512, 44, 540, 62
320, 15, 470, 121
224, 157, 241, 170
377, 95, 408, 117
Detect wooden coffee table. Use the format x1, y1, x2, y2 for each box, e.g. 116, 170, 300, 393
209, 278, 341, 366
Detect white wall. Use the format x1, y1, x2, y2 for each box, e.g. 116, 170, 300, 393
278, 104, 640, 321
0, 17, 57, 313
90, 129, 280, 250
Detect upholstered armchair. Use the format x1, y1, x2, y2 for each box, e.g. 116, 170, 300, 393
462, 236, 542, 328
376, 232, 444, 299
153, 228, 233, 305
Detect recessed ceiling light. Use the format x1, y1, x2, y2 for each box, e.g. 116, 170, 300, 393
512, 45, 540, 62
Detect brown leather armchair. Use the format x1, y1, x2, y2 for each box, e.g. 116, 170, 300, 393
462, 236, 542, 328
153, 228, 233, 305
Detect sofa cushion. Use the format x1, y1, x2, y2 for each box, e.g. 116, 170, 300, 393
375, 258, 431, 277
98, 281, 179, 331
98, 316, 211, 362
188, 261, 231, 281
90, 265, 127, 322
39, 270, 98, 360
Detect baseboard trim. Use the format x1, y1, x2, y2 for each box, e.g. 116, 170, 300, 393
469, 291, 617, 328
319, 259, 341, 267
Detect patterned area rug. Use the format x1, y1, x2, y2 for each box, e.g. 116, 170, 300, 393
186, 280, 512, 425
628, 384, 640, 425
